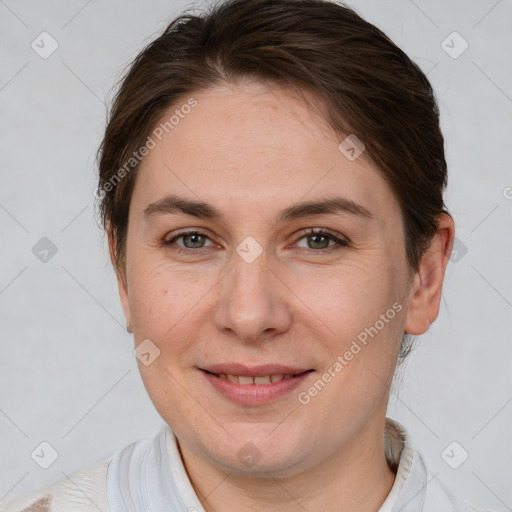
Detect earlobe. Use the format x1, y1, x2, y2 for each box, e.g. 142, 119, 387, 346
404, 213, 455, 336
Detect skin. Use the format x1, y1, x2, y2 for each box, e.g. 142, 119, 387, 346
110, 80, 454, 512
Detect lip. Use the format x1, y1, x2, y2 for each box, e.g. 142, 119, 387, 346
202, 363, 311, 377
199, 364, 314, 406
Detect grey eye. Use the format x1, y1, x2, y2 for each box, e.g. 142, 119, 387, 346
180, 233, 210, 248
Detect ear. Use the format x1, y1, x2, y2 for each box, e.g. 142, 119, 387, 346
404, 213, 455, 335
107, 227, 132, 332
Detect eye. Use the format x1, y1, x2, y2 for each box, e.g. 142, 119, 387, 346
163, 230, 215, 253
295, 228, 348, 251
162, 228, 348, 255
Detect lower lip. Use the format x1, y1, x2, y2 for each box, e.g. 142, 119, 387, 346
201, 370, 312, 406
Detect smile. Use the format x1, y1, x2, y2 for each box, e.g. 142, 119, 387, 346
199, 366, 314, 405
207, 371, 306, 384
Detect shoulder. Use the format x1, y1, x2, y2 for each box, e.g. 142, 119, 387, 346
1, 456, 112, 512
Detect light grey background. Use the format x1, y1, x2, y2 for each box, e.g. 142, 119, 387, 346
1, 0, 511, 510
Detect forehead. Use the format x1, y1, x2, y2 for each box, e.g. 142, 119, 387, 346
131, 82, 399, 222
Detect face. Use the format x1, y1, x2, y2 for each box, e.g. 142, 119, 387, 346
116, 80, 423, 477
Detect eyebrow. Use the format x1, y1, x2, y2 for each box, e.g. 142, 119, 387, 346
143, 194, 373, 223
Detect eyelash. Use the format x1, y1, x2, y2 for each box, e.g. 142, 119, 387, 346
162, 228, 348, 255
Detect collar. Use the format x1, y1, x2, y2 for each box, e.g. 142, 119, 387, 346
106, 417, 430, 512
380, 417, 429, 511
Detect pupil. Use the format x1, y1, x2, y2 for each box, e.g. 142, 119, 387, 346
186, 234, 203, 248
310, 235, 328, 249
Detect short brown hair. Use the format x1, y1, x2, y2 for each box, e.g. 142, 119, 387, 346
97, 0, 449, 296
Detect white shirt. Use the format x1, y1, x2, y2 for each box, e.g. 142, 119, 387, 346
1, 418, 493, 512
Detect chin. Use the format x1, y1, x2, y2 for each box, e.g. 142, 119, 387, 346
199, 422, 311, 476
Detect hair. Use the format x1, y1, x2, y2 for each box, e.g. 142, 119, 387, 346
96, 0, 450, 365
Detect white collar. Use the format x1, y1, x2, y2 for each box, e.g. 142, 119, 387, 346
106, 417, 473, 512
379, 418, 429, 511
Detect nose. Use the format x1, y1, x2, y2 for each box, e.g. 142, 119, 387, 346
213, 248, 293, 344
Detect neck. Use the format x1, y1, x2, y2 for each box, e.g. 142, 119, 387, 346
178, 414, 397, 512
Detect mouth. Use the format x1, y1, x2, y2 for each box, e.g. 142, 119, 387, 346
198, 364, 315, 405
202, 369, 311, 385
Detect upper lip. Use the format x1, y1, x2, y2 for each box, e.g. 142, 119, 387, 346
200, 363, 312, 377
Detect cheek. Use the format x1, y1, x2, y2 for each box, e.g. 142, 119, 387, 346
289, 259, 405, 399
127, 257, 225, 401
128, 263, 206, 420
288, 256, 399, 335
128, 257, 210, 338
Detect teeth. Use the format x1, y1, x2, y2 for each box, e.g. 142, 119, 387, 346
254, 375, 271, 385
217, 373, 293, 385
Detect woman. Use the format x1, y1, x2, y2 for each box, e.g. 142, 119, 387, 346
3, 0, 494, 510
